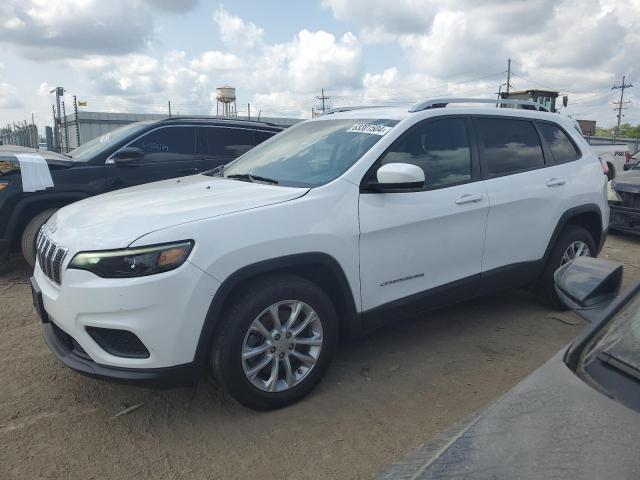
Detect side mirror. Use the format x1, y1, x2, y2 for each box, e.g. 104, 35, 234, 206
108, 147, 144, 165
372, 163, 425, 192
623, 162, 635, 171
554, 257, 623, 310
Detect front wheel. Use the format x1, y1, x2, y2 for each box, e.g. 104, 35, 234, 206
537, 225, 596, 309
211, 274, 338, 410
21, 209, 58, 269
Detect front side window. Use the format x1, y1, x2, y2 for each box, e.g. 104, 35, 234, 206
477, 118, 545, 176
70, 121, 152, 162
129, 127, 196, 162
538, 123, 580, 163
220, 119, 399, 187
198, 127, 261, 158
378, 118, 472, 189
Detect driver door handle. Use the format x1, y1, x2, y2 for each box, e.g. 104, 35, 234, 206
546, 178, 566, 187
455, 193, 483, 205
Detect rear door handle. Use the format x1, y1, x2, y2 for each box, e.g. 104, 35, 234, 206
455, 193, 483, 205
546, 178, 566, 187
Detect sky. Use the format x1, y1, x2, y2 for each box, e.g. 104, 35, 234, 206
0, 0, 639, 130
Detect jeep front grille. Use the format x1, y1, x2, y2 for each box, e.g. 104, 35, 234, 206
36, 229, 68, 285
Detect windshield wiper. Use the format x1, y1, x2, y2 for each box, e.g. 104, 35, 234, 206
225, 173, 279, 184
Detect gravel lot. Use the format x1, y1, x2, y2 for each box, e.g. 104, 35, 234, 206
2, 233, 639, 480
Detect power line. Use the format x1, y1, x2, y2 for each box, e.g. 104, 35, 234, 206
612, 75, 633, 134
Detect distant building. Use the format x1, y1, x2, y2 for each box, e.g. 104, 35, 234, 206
60, 111, 302, 151
501, 89, 565, 113
576, 119, 596, 136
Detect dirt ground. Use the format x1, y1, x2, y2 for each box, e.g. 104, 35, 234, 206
1, 233, 640, 480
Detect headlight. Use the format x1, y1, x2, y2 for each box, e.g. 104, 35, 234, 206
69, 241, 194, 278
607, 183, 622, 202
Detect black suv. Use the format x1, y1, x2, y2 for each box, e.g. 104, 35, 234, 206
0, 117, 282, 266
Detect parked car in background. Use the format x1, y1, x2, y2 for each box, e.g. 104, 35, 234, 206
0, 117, 282, 266
590, 143, 631, 180
609, 156, 640, 234
31, 99, 608, 410
389, 257, 640, 480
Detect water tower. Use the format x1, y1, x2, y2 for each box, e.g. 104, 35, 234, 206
216, 85, 237, 117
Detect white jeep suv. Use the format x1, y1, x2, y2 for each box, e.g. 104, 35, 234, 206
31, 99, 608, 410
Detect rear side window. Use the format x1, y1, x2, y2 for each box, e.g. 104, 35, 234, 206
129, 126, 195, 162
199, 127, 258, 157
538, 123, 580, 163
379, 118, 472, 189
477, 118, 545, 176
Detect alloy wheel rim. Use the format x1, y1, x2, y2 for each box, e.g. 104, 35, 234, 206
561, 240, 591, 266
241, 300, 323, 393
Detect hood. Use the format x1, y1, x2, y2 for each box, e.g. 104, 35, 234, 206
0, 147, 77, 176
612, 170, 640, 194
48, 174, 309, 250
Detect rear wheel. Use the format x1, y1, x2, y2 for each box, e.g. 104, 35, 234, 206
537, 225, 596, 309
211, 274, 338, 410
21, 209, 58, 269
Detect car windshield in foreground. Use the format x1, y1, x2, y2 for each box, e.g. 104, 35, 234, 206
218, 118, 399, 187
69, 121, 153, 162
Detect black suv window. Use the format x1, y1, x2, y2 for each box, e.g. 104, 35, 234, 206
477, 118, 545, 176
129, 126, 196, 162
538, 123, 580, 163
198, 127, 259, 157
379, 118, 472, 189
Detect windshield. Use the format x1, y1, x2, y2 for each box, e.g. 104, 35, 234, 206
69, 121, 152, 161
219, 118, 399, 187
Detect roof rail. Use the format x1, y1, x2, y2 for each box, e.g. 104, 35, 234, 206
408, 98, 549, 113
320, 106, 388, 116
160, 115, 280, 127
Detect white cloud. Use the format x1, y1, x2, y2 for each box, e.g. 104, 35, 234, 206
0, 0, 195, 59
189, 51, 244, 72
0, 63, 22, 109
213, 5, 264, 49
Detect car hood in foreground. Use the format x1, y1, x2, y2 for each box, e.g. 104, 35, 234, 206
389, 350, 640, 480
48, 175, 309, 250
612, 171, 640, 194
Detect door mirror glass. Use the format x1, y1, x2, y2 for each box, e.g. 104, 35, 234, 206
554, 257, 623, 309
110, 147, 144, 164
374, 163, 425, 191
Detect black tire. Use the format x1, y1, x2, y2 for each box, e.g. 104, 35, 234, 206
537, 225, 596, 309
606, 163, 615, 181
21, 209, 58, 269
211, 274, 338, 410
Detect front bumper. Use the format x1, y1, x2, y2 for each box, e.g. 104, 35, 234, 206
33, 257, 220, 374
609, 203, 640, 234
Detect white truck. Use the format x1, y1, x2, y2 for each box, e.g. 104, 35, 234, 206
590, 143, 631, 180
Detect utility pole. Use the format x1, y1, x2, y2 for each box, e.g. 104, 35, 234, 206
50, 87, 65, 152
506, 58, 512, 95
73, 95, 81, 148
612, 75, 633, 136
247, 103, 251, 121
316, 88, 330, 113
61, 100, 70, 153
168, 100, 172, 117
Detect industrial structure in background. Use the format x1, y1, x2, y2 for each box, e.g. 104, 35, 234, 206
216, 86, 237, 117
0, 121, 39, 149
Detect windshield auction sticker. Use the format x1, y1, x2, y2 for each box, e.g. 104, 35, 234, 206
346, 123, 393, 136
